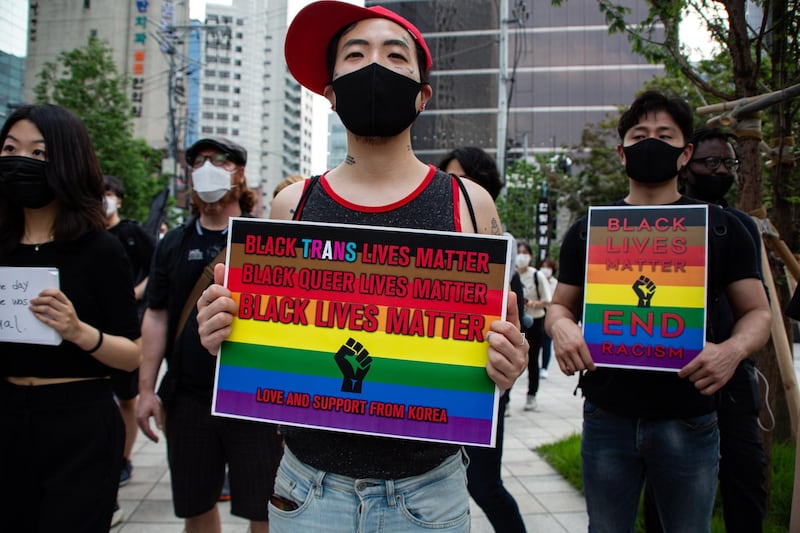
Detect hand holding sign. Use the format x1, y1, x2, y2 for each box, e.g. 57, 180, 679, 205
335, 337, 372, 393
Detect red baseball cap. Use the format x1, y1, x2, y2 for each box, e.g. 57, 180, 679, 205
285, 1, 433, 96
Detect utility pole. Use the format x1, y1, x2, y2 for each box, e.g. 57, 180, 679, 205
496, 0, 509, 183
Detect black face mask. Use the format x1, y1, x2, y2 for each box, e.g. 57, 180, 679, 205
0, 156, 55, 209
622, 138, 686, 184
686, 173, 734, 203
332, 63, 422, 137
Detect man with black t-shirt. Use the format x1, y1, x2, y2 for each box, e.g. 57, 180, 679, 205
545, 91, 771, 532
136, 138, 282, 533
103, 175, 155, 489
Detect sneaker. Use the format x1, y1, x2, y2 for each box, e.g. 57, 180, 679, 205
110, 501, 124, 528
119, 459, 132, 487
524, 395, 538, 411
219, 471, 231, 502
539, 368, 549, 379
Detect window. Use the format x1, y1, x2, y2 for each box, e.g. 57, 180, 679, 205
216, 99, 229, 106
216, 127, 228, 134
235, 32, 243, 39
234, 73, 241, 80
217, 85, 230, 92
203, 83, 215, 91
205, 69, 216, 77
232, 129, 239, 136
235, 46, 242, 53
219, 57, 231, 64
216, 113, 228, 120
202, 112, 214, 119
234, 59, 241, 66
233, 87, 240, 94
219, 71, 230, 78
201, 126, 213, 133
233, 101, 240, 108
236, 18, 244, 26
206, 55, 217, 63
203, 97, 215, 105
232, 115, 240, 122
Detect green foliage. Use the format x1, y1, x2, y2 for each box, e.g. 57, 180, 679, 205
536, 433, 795, 532
497, 159, 542, 243
32, 36, 166, 223
536, 433, 583, 491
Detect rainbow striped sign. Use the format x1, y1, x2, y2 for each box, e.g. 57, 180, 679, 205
583, 205, 708, 371
212, 218, 512, 447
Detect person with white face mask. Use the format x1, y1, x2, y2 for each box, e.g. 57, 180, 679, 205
137, 137, 283, 533
515, 242, 552, 412
102, 175, 156, 513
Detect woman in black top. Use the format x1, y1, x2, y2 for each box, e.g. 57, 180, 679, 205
0, 104, 141, 532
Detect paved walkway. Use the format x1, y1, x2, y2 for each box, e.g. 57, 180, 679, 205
115, 366, 588, 532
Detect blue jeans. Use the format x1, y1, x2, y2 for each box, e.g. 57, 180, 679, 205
581, 400, 719, 533
269, 447, 470, 532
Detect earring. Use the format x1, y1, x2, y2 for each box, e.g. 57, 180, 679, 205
420, 103, 426, 111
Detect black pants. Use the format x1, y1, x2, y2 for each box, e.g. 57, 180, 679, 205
526, 317, 545, 396
465, 390, 527, 532
0, 379, 124, 533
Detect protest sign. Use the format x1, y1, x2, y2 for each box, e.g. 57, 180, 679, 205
212, 218, 512, 446
583, 205, 707, 371
0, 267, 61, 345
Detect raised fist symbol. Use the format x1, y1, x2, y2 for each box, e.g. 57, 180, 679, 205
334, 337, 372, 393
632, 275, 656, 308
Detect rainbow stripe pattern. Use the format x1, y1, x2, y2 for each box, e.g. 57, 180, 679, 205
583, 205, 708, 371
212, 218, 512, 446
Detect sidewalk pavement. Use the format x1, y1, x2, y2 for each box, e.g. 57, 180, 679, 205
115, 366, 588, 532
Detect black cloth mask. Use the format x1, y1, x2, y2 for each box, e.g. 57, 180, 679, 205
0, 156, 55, 209
332, 63, 422, 137
686, 173, 734, 203
622, 138, 686, 184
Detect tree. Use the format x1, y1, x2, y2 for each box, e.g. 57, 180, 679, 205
33, 36, 166, 223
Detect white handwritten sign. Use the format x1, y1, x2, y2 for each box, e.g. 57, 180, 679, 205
0, 267, 61, 345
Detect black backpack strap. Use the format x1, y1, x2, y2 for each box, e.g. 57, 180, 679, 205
292, 175, 320, 221
453, 175, 478, 233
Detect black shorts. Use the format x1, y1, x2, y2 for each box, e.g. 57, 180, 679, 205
111, 368, 139, 400
165, 393, 283, 520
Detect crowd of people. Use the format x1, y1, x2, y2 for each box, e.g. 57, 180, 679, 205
1, 1, 798, 532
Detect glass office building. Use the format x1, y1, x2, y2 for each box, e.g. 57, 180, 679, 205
365, 0, 663, 165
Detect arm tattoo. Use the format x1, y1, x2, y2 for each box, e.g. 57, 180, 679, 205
490, 218, 501, 235
345, 154, 356, 165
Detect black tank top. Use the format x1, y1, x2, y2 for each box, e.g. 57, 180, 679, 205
282, 165, 467, 478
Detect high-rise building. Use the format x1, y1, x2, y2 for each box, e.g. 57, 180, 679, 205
0, 0, 28, 121
198, 0, 313, 215
364, 0, 663, 166
23, 0, 189, 153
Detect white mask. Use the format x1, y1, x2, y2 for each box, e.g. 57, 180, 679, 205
104, 196, 118, 217
192, 160, 234, 203
540, 267, 553, 278
515, 254, 531, 269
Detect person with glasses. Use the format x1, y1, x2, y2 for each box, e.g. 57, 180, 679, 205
137, 138, 283, 533
642, 128, 768, 533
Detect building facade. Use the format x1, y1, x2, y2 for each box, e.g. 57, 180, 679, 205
197, 0, 313, 215
24, 0, 188, 153
364, 0, 663, 165
0, 0, 27, 122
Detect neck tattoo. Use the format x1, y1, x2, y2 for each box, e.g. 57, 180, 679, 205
345, 155, 356, 166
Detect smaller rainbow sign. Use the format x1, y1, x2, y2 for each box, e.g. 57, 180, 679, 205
212, 218, 512, 446
583, 205, 708, 371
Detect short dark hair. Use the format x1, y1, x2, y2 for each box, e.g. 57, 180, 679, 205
690, 127, 738, 151
617, 90, 693, 143
0, 104, 105, 253
516, 240, 533, 256
438, 147, 502, 200
326, 23, 430, 86
104, 175, 125, 199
